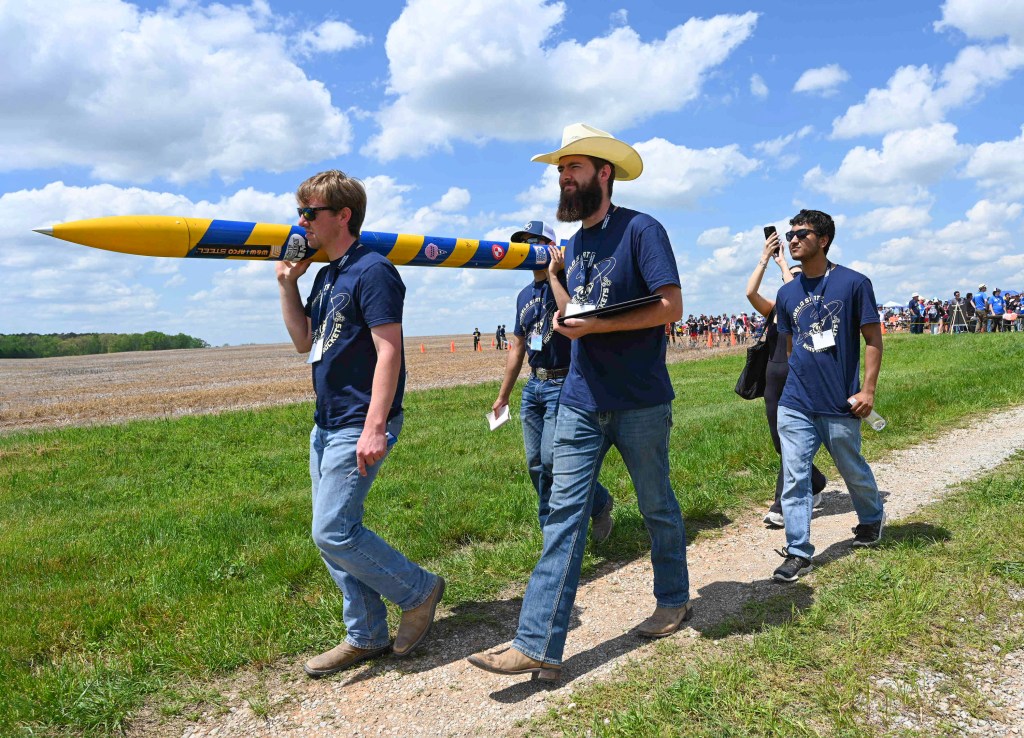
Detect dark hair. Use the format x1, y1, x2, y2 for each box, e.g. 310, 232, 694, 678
297, 170, 366, 237
790, 209, 835, 254
586, 156, 615, 198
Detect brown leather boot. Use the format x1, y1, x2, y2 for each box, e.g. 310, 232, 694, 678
635, 601, 694, 638
392, 576, 445, 657
467, 646, 561, 682
303, 642, 390, 678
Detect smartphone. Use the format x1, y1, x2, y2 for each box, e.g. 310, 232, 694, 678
763, 225, 779, 256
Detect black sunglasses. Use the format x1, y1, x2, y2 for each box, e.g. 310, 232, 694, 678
525, 237, 553, 245
297, 206, 335, 221
784, 228, 817, 242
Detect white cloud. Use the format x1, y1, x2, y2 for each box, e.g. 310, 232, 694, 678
935, 0, 1024, 43
299, 20, 370, 54
964, 125, 1024, 198
793, 64, 850, 96
846, 206, 933, 236
363, 1, 758, 160
804, 124, 969, 204
0, 0, 352, 184
435, 187, 472, 212
831, 44, 1024, 138
753, 125, 815, 171
621, 138, 760, 210
847, 199, 1024, 300
750, 73, 769, 99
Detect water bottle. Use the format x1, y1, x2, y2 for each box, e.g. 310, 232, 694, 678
863, 409, 887, 431
849, 396, 886, 431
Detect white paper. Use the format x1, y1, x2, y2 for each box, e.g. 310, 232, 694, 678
564, 303, 596, 317
486, 405, 510, 431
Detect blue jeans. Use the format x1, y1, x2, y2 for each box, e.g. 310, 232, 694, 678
512, 402, 690, 664
309, 414, 438, 650
777, 406, 885, 559
520, 376, 611, 528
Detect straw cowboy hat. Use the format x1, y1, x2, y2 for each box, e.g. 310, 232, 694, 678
531, 123, 643, 181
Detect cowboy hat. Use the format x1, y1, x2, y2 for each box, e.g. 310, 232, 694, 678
531, 123, 643, 181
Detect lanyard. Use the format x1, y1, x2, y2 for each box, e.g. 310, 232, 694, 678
312, 248, 355, 333
577, 205, 615, 304
799, 262, 833, 327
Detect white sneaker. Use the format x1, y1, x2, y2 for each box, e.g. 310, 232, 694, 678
763, 510, 784, 527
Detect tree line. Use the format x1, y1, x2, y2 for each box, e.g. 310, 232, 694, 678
0, 332, 209, 358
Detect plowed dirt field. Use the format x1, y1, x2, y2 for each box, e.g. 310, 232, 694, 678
0, 336, 741, 433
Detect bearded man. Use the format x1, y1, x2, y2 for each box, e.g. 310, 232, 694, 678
468, 124, 691, 682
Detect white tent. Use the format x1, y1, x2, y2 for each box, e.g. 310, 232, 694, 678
882, 300, 904, 308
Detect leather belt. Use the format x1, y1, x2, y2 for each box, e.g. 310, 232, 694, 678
533, 367, 569, 380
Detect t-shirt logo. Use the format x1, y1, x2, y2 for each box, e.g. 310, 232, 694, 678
568, 255, 616, 308
519, 296, 556, 349
792, 296, 843, 353
320, 292, 351, 353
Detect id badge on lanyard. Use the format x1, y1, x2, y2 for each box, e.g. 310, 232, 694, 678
803, 264, 835, 350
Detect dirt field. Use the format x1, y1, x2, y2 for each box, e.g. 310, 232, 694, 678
0, 336, 743, 434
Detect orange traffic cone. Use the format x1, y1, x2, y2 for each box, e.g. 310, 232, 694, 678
450, 341, 456, 353
730, 332, 737, 346
881, 323, 887, 335
420, 343, 425, 353
706, 332, 713, 349
491, 338, 495, 348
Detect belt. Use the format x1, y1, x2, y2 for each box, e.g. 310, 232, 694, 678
532, 366, 569, 380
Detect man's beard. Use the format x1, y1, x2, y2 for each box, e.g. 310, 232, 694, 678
557, 172, 603, 223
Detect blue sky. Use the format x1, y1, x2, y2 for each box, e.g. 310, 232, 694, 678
2, 0, 1022, 345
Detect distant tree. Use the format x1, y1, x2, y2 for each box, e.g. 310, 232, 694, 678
0, 332, 210, 358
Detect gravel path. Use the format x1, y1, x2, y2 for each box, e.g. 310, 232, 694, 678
126, 403, 1024, 738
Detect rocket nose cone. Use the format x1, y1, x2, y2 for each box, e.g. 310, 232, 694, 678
33, 227, 54, 236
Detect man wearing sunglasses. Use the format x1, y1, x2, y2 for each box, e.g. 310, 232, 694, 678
276, 170, 444, 677
491, 220, 614, 539
771, 209, 886, 583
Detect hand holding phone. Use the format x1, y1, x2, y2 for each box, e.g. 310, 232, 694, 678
763, 225, 780, 258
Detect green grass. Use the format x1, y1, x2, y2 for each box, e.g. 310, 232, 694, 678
1, 333, 1022, 735
543, 452, 1024, 738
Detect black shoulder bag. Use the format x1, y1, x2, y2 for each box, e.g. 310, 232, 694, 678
734, 308, 773, 400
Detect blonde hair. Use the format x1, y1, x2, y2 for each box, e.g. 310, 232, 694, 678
296, 170, 366, 237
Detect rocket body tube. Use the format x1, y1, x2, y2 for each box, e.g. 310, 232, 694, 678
34, 216, 555, 271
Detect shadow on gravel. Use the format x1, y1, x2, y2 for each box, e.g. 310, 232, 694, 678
810, 488, 892, 520
696, 521, 950, 640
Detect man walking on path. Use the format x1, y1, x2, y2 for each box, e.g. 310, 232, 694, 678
469, 124, 691, 682
276, 170, 444, 678
771, 209, 887, 583
491, 219, 614, 538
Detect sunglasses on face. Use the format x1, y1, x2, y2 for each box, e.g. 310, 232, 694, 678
525, 237, 553, 245
297, 206, 334, 221
785, 228, 817, 242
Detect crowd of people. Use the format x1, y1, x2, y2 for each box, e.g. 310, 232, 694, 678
886, 287, 1022, 334
272, 122, 1010, 686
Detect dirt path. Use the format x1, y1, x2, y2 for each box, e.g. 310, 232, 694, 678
130, 404, 1024, 738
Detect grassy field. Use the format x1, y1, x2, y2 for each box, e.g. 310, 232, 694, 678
1, 333, 1022, 735
543, 452, 1024, 737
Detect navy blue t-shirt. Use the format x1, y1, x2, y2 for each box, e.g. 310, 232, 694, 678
303, 245, 406, 430
776, 264, 879, 418
559, 206, 679, 412
513, 277, 571, 370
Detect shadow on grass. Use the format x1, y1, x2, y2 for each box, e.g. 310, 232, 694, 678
318, 514, 737, 699
311, 515, 947, 700
694, 521, 950, 640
